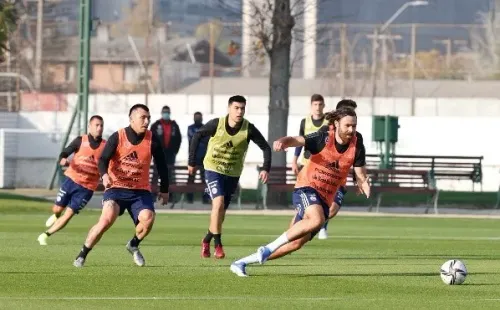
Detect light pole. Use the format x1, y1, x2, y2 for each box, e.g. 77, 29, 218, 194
370, 0, 428, 114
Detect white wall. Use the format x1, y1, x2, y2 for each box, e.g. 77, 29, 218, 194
58, 93, 500, 117
5, 111, 499, 191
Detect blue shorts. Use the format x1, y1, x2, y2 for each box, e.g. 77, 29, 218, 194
205, 170, 240, 209
103, 188, 155, 225
55, 177, 94, 214
292, 186, 347, 240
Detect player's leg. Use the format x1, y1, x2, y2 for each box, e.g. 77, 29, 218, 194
231, 188, 326, 276
38, 187, 93, 245
125, 193, 156, 267
267, 213, 312, 260
73, 198, 121, 267
201, 171, 226, 258
45, 179, 74, 228
318, 186, 346, 240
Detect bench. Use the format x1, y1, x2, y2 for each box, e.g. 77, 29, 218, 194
366, 154, 483, 190
256, 166, 439, 213
62, 164, 240, 208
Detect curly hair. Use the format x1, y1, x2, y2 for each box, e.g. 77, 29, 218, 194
325, 106, 357, 126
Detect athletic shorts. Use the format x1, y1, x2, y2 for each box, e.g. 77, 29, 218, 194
205, 170, 240, 209
103, 188, 154, 225
292, 186, 347, 240
55, 177, 94, 214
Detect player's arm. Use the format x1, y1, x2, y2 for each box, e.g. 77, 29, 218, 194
151, 134, 169, 193
248, 124, 272, 173
353, 135, 370, 198
98, 132, 119, 177
58, 136, 83, 165
188, 118, 218, 168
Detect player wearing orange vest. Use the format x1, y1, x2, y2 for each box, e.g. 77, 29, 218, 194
37, 115, 106, 246
316, 99, 359, 240
230, 107, 371, 276
73, 104, 170, 268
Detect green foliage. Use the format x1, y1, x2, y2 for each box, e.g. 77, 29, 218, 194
0, 1, 18, 62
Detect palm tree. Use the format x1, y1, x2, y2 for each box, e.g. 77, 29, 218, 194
0, 1, 18, 63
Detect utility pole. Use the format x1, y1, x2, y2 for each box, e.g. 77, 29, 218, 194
209, 21, 215, 113
144, 0, 154, 106
34, 0, 43, 90
48, 0, 92, 190
339, 24, 346, 98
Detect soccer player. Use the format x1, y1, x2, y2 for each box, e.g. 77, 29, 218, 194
72, 104, 170, 268
315, 99, 359, 240
291, 94, 328, 239
38, 115, 106, 245
230, 107, 370, 277
189, 95, 271, 259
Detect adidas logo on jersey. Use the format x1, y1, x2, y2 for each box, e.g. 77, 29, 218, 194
325, 160, 340, 171
124, 151, 139, 162
225, 141, 234, 148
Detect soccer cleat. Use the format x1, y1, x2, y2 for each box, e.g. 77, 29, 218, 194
257, 246, 271, 264
214, 245, 225, 259
45, 214, 57, 227
201, 241, 210, 258
126, 241, 145, 267
230, 262, 248, 277
73, 257, 85, 268
37, 233, 48, 245
318, 228, 328, 240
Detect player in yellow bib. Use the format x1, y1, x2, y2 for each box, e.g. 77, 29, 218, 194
189, 95, 271, 259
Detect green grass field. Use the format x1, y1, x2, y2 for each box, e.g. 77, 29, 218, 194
0, 195, 499, 309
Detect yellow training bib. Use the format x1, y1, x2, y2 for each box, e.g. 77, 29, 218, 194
203, 117, 249, 177
300, 115, 328, 165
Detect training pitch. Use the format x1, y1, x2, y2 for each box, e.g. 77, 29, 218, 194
0, 194, 499, 309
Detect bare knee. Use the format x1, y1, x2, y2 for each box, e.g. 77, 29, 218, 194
329, 203, 340, 219
290, 238, 307, 251
52, 205, 65, 215
97, 201, 119, 230
138, 210, 155, 228
212, 196, 225, 210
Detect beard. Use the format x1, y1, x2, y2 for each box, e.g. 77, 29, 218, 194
338, 129, 353, 142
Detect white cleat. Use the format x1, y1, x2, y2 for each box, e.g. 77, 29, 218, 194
126, 242, 145, 267
318, 228, 328, 240
230, 262, 249, 277
45, 214, 57, 227
37, 233, 48, 245
73, 257, 85, 268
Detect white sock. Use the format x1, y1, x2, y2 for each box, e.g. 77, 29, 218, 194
265, 232, 289, 253
235, 252, 260, 265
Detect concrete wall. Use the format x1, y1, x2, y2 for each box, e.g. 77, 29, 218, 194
2, 111, 499, 191
19, 93, 500, 117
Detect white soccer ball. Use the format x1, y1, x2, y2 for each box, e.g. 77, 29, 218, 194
440, 259, 467, 285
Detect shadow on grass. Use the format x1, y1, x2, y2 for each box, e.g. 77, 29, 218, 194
0, 193, 48, 203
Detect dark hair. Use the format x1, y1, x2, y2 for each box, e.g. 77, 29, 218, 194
129, 104, 149, 116
194, 111, 202, 117
89, 115, 103, 123
325, 107, 357, 126
228, 95, 246, 105
162, 105, 170, 112
310, 94, 324, 103
336, 99, 357, 110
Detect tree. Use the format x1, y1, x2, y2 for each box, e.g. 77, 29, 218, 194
0, 1, 18, 63
218, 0, 298, 206
111, 0, 151, 38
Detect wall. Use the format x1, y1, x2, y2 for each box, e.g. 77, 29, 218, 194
4, 111, 499, 191
19, 93, 500, 117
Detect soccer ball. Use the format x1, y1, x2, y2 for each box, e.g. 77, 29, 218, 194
440, 259, 467, 285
